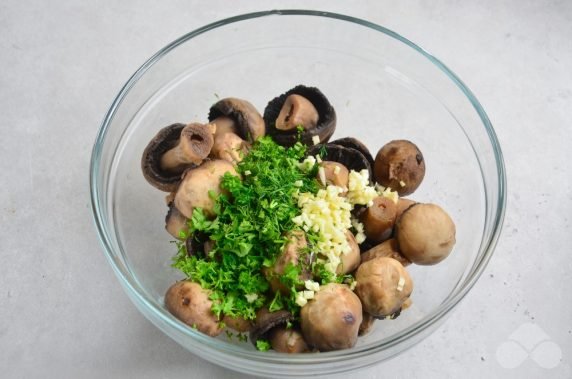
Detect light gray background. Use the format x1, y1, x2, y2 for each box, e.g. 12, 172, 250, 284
1, 1, 571, 378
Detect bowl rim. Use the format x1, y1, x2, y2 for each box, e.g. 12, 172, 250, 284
90, 9, 507, 363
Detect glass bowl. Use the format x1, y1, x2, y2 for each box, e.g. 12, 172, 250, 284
90, 10, 506, 377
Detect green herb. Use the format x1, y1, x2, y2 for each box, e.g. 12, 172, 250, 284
173, 137, 319, 320
237, 333, 248, 343
256, 339, 272, 352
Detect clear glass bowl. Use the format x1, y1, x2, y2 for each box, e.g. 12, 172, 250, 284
90, 10, 506, 377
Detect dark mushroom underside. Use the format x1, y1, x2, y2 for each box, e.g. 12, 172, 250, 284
330, 137, 375, 171
141, 123, 190, 192
307, 143, 373, 182
249, 309, 294, 347
263, 85, 336, 147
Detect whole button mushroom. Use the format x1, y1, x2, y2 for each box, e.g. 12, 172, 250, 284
300, 283, 362, 351
208, 98, 265, 143
249, 308, 294, 347
358, 312, 376, 336
209, 115, 251, 164
141, 123, 183, 192
330, 137, 375, 171
141, 122, 216, 192
308, 143, 373, 182
174, 159, 238, 219
395, 198, 417, 219
374, 140, 425, 196
268, 327, 310, 353
395, 203, 456, 265
355, 257, 413, 318
336, 231, 361, 275
264, 85, 337, 147
159, 122, 216, 174
360, 238, 411, 267
165, 281, 223, 337
275, 94, 319, 131
223, 315, 253, 333
165, 202, 189, 240
361, 196, 397, 243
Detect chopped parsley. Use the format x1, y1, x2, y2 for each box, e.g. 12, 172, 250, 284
256, 339, 272, 352
173, 137, 319, 320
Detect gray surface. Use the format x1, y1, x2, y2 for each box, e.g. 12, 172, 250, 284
1, 0, 571, 378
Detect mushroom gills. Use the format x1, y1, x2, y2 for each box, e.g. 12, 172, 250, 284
330, 137, 375, 170
263, 84, 336, 147
208, 98, 265, 143
307, 143, 373, 182
141, 123, 187, 192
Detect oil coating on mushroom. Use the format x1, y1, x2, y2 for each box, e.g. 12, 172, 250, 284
300, 283, 362, 351
173, 159, 238, 219
374, 140, 425, 196
164, 281, 223, 337
395, 203, 456, 265
354, 257, 413, 318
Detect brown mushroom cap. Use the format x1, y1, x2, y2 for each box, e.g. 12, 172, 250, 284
373, 140, 425, 196
358, 311, 376, 336
361, 238, 411, 267
165, 203, 189, 240
269, 327, 310, 353
164, 281, 223, 337
336, 231, 361, 274
361, 196, 398, 243
173, 159, 238, 219
208, 98, 265, 143
395, 203, 456, 265
249, 308, 294, 346
396, 198, 416, 219
300, 283, 362, 351
354, 257, 413, 318
223, 315, 253, 333
264, 85, 336, 147
141, 123, 186, 192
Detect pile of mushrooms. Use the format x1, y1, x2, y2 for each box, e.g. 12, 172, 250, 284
141, 85, 457, 353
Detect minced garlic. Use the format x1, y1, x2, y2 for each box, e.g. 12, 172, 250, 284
292, 185, 352, 274
312, 135, 321, 145
245, 293, 258, 303
347, 169, 378, 206
375, 183, 399, 204
396, 277, 405, 292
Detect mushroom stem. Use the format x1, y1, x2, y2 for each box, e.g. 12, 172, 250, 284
160, 122, 215, 174
276, 94, 319, 131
